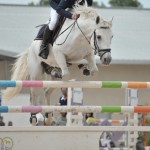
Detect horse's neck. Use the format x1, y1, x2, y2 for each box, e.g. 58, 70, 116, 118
78, 18, 94, 30
64, 17, 96, 41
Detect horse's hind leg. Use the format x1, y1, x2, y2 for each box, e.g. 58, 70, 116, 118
44, 87, 55, 106
44, 80, 55, 126
30, 88, 46, 106
27, 40, 48, 125
29, 73, 46, 125
54, 51, 69, 76
30, 87, 45, 126
84, 53, 98, 75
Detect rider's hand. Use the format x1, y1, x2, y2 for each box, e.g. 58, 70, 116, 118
71, 13, 80, 20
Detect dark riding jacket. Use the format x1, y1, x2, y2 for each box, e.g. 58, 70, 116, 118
49, 0, 84, 19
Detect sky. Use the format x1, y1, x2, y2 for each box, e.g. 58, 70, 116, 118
0, 0, 150, 8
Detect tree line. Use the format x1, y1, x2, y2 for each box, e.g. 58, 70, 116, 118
29, 0, 142, 8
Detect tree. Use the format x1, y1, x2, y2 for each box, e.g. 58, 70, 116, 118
93, 1, 100, 7
109, 0, 142, 7
39, 0, 49, 6
28, 2, 35, 6
93, 1, 106, 8
101, 2, 106, 8
38, 0, 93, 6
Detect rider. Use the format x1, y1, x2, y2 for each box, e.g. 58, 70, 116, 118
39, 0, 83, 59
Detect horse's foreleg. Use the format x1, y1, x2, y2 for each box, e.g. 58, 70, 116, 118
54, 51, 69, 76
84, 53, 98, 75
78, 64, 91, 76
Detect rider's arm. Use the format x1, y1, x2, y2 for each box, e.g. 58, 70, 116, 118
49, 0, 58, 8
56, 0, 73, 19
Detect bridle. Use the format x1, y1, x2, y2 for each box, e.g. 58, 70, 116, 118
93, 30, 111, 60
55, 20, 111, 60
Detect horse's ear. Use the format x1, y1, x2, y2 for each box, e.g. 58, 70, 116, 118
84, 0, 88, 7
110, 17, 114, 23
108, 17, 114, 27
96, 16, 100, 24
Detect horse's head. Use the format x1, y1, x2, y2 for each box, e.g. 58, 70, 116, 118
74, 4, 113, 65
93, 17, 113, 65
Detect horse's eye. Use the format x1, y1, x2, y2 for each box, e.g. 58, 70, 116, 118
97, 35, 101, 40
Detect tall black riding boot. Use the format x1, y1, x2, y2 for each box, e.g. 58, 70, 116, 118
39, 25, 53, 59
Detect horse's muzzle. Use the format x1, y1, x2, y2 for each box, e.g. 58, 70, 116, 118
99, 49, 112, 65
102, 56, 112, 65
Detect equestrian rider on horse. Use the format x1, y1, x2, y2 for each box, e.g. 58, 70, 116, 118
39, 0, 85, 60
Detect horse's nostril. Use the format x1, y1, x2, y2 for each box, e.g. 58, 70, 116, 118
104, 58, 107, 62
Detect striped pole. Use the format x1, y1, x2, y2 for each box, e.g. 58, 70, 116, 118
0, 80, 150, 88
95, 119, 125, 124
0, 106, 150, 113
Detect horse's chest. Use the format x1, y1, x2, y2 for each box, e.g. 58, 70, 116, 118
64, 40, 90, 58
65, 47, 90, 61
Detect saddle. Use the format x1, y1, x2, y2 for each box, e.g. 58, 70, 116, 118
34, 16, 66, 45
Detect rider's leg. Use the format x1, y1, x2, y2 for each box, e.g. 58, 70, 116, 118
39, 8, 60, 59
39, 26, 53, 59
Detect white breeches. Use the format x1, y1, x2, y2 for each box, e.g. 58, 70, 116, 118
48, 8, 60, 30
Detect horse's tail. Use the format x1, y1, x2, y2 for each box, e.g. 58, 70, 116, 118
3, 48, 29, 100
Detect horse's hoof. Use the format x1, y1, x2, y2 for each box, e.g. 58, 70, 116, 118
30, 114, 37, 124
30, 113, 45, 126
83, 68, 90, 76
55, 72, 62, 79
45, 112, 48, 118
45, 112, 53, 118
51, 70, 62, 79
44, 113, 53, 126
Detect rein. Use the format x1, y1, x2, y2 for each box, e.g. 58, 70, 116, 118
55, 21, 76, 45
55, 20, 91, 46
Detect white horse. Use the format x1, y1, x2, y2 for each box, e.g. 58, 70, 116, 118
3, 4, 113, 125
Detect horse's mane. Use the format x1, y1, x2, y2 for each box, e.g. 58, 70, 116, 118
100, 20, 112, 29
73, 3, 113, 29
73, 3, 99, 20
